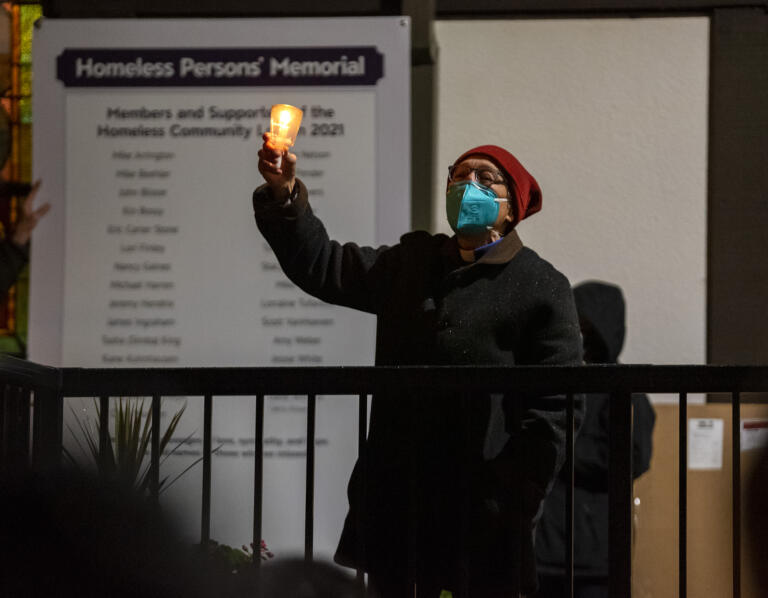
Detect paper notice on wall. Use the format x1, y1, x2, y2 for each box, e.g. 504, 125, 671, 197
740, 419, 768, 452
688, 418, 723, 470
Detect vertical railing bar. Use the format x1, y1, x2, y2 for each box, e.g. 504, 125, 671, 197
0, 384, 7, 465
733, 390, 741, 598
32, 386, 64, 470
609, 391, 633, 598
150, 395, 161, 501
1, 383, 13, 469
3, 386, 30, 467
30, 389, 40, 468
18, 386, 32, 467
512, 394, 524, 598
99, 396, 110, 472
565, 393, 575, 598
1, 384, 15, 468
21, 388, 31, 464
253, 393, 265, 573
54, 388, 65, 467
679, 392, 688, 598
4, 385, 16, 466
305, 393, 316, 562
461, 392, 472, 598
356, 392, 368, 596
30, 388, 39, 464
201, 394, 213, 545
23, 388, 32, 461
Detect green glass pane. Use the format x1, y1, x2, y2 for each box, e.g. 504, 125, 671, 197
20, 64, 32, 97
0, 335, 23, 356
12, 265, 30, 354
6, 4, 41, 355
20, 97, 31, 124
20, 5, 42, 64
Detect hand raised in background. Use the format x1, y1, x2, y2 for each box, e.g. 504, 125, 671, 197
11, 180, 50, 247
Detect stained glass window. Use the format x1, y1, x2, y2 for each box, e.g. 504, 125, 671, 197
0, 2, 41, 355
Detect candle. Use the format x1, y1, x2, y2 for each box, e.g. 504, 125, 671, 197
270, 104, 303, 150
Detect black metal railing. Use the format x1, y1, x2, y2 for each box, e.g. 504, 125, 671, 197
0, 356, 61, 470
2, 354, 768, 597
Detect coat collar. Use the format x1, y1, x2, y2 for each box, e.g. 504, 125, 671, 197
477, 229, 523, 264
442, 229, 524, 267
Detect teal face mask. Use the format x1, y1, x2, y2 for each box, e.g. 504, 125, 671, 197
446, 180, 505, 235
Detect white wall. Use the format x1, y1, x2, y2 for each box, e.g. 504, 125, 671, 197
434, 17, 709, 368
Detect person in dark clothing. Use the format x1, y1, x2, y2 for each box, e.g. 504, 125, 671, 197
254, 134, 584, 597
0, 470, 220, 598
746, 446, 768, 598
535, 281, 656, 598
0, 180, 50, 295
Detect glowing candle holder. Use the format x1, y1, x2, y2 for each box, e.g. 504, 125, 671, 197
270, 104, 303, 167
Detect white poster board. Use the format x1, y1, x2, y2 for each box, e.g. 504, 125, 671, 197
31, 17, 410, 560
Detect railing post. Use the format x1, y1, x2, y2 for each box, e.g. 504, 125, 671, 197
733, 391, 741, 598
31, 387, 63, 470
253, 393, 265, 578
150, 395, 161, 501
565, 393, 575, 598
679, 392, 687, 598
0, 384, 5, 465
305, 394, 316, 562
99, 396, 110, 472
609, 391, 633, 597
201, 394, 213, 545
1, 386, 30, 470
356, 393, 368, 596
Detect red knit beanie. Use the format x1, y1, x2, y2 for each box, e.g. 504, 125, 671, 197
453, 145, 542, 228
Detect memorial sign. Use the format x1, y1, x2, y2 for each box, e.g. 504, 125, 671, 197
31, 17, 410, 558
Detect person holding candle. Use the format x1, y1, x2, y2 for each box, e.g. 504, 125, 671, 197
254, 133, 583, 598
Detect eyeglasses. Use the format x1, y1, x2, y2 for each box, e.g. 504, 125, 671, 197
447, 164, 506, 188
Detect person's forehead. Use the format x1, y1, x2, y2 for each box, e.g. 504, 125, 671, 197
455, 155, 501, 171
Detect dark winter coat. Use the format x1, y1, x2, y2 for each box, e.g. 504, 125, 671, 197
0, 239, 28, 296
253, 180, 584, 594
535, 281, 656, 579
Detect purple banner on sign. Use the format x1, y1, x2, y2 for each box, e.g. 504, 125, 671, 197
56, 47, 384, 87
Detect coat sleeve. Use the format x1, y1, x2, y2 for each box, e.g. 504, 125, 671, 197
0, 239, 29, 296
570, 395, 609, 485
253, 179, 394, 314
500, 269, 585, 514
569, 393, 655, 490
630, 392, 656, 478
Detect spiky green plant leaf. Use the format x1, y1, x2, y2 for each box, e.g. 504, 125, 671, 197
66, 397, 191, 496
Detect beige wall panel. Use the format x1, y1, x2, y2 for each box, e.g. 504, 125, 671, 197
633, 403, 768, 597
434, 18, 708, 372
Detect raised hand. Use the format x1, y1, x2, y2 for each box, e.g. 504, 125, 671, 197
11, 180, 50, 247
257, 132, 297, 200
